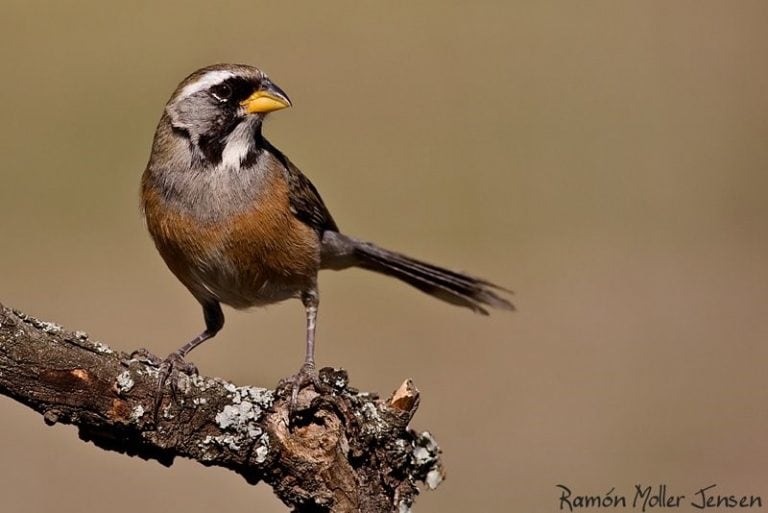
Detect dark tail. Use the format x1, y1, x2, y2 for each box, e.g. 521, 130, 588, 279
321, 232, 514, 315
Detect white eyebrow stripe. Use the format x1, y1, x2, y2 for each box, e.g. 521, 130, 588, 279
179, 70, 235, 99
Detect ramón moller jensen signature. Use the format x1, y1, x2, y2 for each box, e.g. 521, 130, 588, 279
557, 483, 762, 511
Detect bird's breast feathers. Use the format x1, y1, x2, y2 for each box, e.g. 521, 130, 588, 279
141, 164, 320, 308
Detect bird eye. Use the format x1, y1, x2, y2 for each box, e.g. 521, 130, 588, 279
211, 83, 233, 102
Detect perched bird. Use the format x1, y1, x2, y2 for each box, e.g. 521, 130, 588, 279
141, 64, 512, 402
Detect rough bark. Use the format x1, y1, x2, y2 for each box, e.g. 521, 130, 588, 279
0, 303, 444, 512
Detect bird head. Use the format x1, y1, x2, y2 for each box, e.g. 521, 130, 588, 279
160, 64, 291, 166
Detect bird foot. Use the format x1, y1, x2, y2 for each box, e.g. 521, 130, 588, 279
153, 352, 198, 422
280, 362, 330, 416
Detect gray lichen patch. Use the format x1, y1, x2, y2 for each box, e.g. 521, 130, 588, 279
411, 431, 444, 490
116, 371, 135, 394
171, 371, 224, 396
13, 310, 63, 334
133, 364, 160, 379
92, 341, 113, 354
357, 400, 389, 439
215, 402, 261, 433
39, 321, 62, 334
131, 405, 146, 421
73, 333, 113, 354
190, 374, 216, 391
162, 404, 174, 420
12, 310, 116, 354
318, 367, 349, 391
425, 469, 443, 490
179, 373, 223, 394
412, 432, 437, 466
198, 383, 274, 463
254, 442, 269, 463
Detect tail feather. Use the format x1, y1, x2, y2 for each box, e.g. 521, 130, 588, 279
364, 244, 512, 294
351, 240, 514, 314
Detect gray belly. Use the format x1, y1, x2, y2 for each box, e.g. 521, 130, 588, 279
184, 251, 304, 309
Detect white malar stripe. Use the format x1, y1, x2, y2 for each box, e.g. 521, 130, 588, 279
220, 120, 254, 169
179, 70, 235, 99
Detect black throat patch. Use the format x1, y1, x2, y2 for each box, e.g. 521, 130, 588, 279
197, 118, 264, 167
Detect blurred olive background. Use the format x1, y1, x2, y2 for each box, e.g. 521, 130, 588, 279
2, 1, 767, 512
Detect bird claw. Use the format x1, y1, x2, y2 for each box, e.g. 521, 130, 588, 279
153, 352, 197, 421
281, 363, 329, 417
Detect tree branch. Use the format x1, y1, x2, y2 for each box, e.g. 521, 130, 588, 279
0, 303, 444, 512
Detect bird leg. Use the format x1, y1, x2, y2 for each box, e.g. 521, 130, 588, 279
303, 290, 318, 369
154, 301, 224, 419
288, 290, 325, 410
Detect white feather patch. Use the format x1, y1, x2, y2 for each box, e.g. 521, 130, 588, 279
179, 70, 235, 99
220, 119, 256, 169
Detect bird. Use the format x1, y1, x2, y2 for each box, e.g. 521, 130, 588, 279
141, 63, 513, 405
